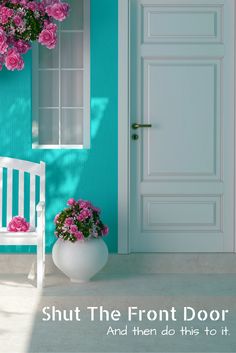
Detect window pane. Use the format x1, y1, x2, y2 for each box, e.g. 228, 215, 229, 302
61, 109, 83, 145
61, 70, 83, 107
39, 71, 59, 107
61, 0, 83, 30
61, 32, 83, 69
39, 45, 59, 69
38, 109, 59, 145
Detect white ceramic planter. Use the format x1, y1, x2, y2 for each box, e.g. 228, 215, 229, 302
52, 237, 108, 283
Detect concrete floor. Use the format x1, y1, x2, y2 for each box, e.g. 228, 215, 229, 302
0, 271, 236, 353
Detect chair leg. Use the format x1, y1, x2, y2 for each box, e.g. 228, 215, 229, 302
43, 234, 46, 277
37, 239, 44, 289
28, 260, 36, 281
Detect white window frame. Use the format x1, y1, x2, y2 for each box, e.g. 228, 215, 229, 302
32, 0, 90, 149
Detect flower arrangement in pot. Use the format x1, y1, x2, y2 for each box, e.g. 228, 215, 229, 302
0, 0, 69, 71
52, 198, 109, 283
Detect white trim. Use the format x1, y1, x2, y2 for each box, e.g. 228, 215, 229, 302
83, 0, 91, 149
234, 0, 236, 253
32, 42, 39, 147
118, 0, 236, 253
32, 144, 84, 150
118, 0, 130, 254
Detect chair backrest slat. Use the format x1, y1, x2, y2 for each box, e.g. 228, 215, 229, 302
0, 158, 45, 229
0, 167, 2, 228
7, 168, 13, 225
18, 170, 24, 217
30, 174, 36, 227
40, 163, 45, 203
0, 157, 43, 176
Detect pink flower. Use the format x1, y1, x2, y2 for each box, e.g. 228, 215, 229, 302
0, 54, 4, 70
91, 206, 101, 214
0, 5, 14, 25
5, 48, 24, 71
64, 217, 73, 226
74, 231, 84, 240
27, 1, 37, 11
77, 213, 85, 222
67, 198, 76, 206
8, 216, 30, 232
43, 0, 60, 6
78, 200, 91, 209
70, 225, 78, 234
38, 23, 57, 49
102, 226, 109, 236
46, 2, 69, 21
0, 29, 8, 54
13, 15, 24, 27
77, 208, 92, 222
54, 213, 60, 224
15, 39, 31, 54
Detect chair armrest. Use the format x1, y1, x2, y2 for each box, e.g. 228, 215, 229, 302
36, 201, 45, 213
36, 202, 45, 234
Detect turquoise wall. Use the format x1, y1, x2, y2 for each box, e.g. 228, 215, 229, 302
0, 0, 118, 253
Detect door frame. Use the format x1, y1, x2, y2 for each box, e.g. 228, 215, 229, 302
118, 0, 236, 254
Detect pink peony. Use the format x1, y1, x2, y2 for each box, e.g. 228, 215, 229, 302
20, 0, 28, 5
5, 48, 24, 71
67, 198, 76, 206
91, 206, 101, 214
54, 213, 60, 224
46, 2, 69, 21
65, 217, 74, 226
0, 29, 8, 54
15, 39, 31, 54
102, 225, 109, 236
77, 214, 85, 222
77, 208, 92, 221
8, 216, 30, 232
43, 0, 60, 6
13, 15, 24, 27
38, 23, 57, 49
27, 1, 37, 11
0, 55, 4, 70
74, 231, 84, 240
78, 200, 91, 209
70, 224, 78, 234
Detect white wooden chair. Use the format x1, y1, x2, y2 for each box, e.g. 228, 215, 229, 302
0, 157, 46, 288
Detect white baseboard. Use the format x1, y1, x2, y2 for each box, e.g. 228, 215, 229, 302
0, 253, 236, 274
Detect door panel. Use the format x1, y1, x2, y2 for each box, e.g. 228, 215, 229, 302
142, 5, 223, 43
130, 0, 235, 252
143, 60, 221, 181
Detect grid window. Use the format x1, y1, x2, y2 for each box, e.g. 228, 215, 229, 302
32, 0, 90, 149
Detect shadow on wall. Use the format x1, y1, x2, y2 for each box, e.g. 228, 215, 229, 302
0, 86, 112, 252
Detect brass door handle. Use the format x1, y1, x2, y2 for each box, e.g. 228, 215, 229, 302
132, 123, 152, 129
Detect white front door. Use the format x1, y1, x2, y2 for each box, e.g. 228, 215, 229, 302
130, 0, 235, 252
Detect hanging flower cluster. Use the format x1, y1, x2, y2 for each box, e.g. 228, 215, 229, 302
0, 0, 69, 71
54, 199, 109, 243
